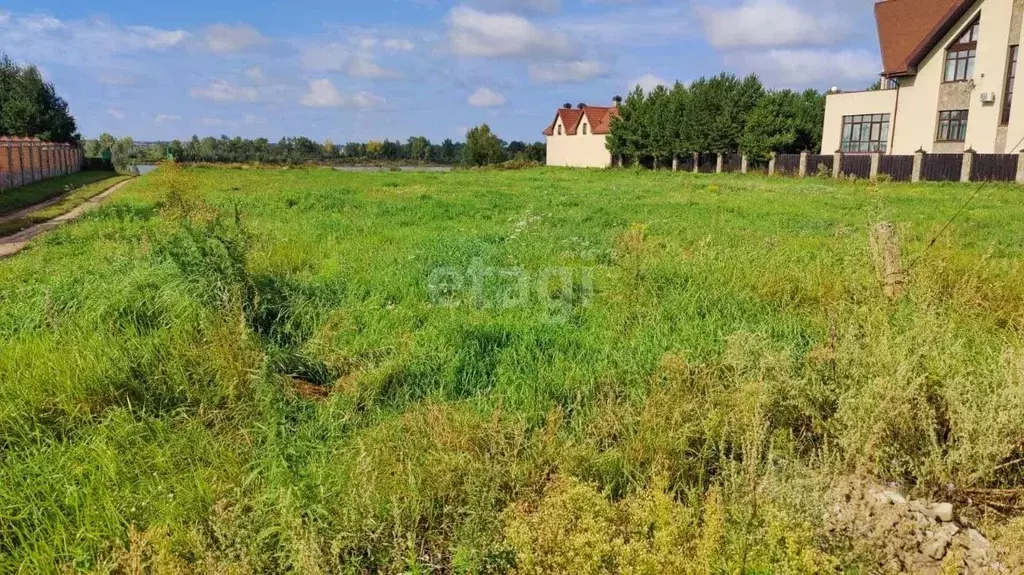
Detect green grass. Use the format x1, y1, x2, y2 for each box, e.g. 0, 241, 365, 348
0, 170, 121, 218
2, 165, 1024, 572
0, 175, 131, 236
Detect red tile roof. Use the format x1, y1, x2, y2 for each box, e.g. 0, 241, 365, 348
876, 0, 975, 76
542, 105, 619, 136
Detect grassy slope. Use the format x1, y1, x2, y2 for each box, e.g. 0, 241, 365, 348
0, 175, 132, 236
0, 170, 120, 217
2, 166, 1024, 572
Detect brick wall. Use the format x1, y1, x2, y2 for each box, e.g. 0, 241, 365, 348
0, 138, 83, 191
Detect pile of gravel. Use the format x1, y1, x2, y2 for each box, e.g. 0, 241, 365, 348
824, 480, 1011, 573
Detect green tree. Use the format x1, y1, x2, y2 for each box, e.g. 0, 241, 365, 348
607, 87, 648, 166
669, 82, 692, 167
645, 85, 675, 169
740, 88, 826, 159
465, 124, 505, 166
0, 54, 80, 143
321, 138, 337, 159
407, 136, 432, 162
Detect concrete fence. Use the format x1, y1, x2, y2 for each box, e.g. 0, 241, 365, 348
626, 149, 1024, 184
0, 138, 84, 192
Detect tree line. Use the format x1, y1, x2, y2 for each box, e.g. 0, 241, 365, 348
607, 73, 825, 166
0, 54, 80, 143
85, 124, 544, 170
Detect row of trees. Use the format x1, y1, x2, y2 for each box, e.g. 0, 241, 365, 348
0, 54, 80, 143
85, 127, 545, 169
608, 73, 825, 165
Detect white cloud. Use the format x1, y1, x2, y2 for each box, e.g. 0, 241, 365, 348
628, 73, 668, 93
468, 87, 506, 107
347, 56, 398, 78
301, 79, 346, 108
0, 13, 189, 63
21, 14, 63, 32
155, 114, 182, 125
698, 0, 845, 49
200, 117, 237, 128
201, 23, 266, 54
352, 91, 387, 109
725, 49, 880, 86
476, 0, 562, 12
244, 114, 265, 125
189, 80, 260, 103
529, 60, 606, 83
301, 43, 398, 78
300, 79, 386, 109
106, 109, 124, 119
245, 66, 266, 83
446, 6, 574, 59
383, 38, 415, 51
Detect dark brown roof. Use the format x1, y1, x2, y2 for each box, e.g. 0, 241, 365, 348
542, 105, 619, 136
876, 0, 975, 76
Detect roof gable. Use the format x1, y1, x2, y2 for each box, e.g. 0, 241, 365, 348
876, 0, 976, 76
542, 105, 619, 136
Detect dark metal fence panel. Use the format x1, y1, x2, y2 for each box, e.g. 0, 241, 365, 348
879, 155, 914, 181
972, 154, 1018, 181
677, 155, 695, 172
807, 154, 833, 176
697, 153, 717, 173
921, 154, 963, 181
842, 155, 872, 179
723, 153, 743, 173
775, 154, 801, 175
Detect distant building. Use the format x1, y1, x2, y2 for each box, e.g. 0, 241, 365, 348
542, 98, 620, 167
822, 0, 1024, 155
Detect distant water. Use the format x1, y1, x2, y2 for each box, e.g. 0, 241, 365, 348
134, 164, 159, 175
333, 165, 453, 173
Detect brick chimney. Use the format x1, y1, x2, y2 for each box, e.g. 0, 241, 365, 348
613, 95, 623, 107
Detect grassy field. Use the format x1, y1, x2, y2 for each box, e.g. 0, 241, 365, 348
2, 165, 1024, 572
0, 171, 121, 218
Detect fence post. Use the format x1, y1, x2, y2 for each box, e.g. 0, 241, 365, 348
16, 144, 25, 187
35, 143, 43, 182
741, 155, 749, 174
768, 152, 776, 176
912, 148, 925, 183
3, 144, 11, 190
716, 153, 724, 174
799, 151, 809, 177
832, 149, 843, 179
672, 154, 679, 172
869, 151, 881, 181
692, 152, 699, 174
1017, 150, 1024, 184
961, 148, 975, 183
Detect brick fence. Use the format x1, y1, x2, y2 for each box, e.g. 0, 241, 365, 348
0, 137, 83, 191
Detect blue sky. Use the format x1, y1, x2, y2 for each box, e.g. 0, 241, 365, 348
0, 0, 882, 143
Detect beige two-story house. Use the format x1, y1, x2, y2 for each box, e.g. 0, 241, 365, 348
543, 98, 620, 167
822, 0, 1024, 155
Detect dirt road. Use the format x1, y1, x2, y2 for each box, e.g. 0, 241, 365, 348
0, 179, 133, 258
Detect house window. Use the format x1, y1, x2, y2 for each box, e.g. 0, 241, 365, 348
582, 123, 588, 135
557, 125, 563, 135
840, 114, 890, 152
944, 18, 979, 82
936, 110, 969, 141
1003, 45, 1019, 125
